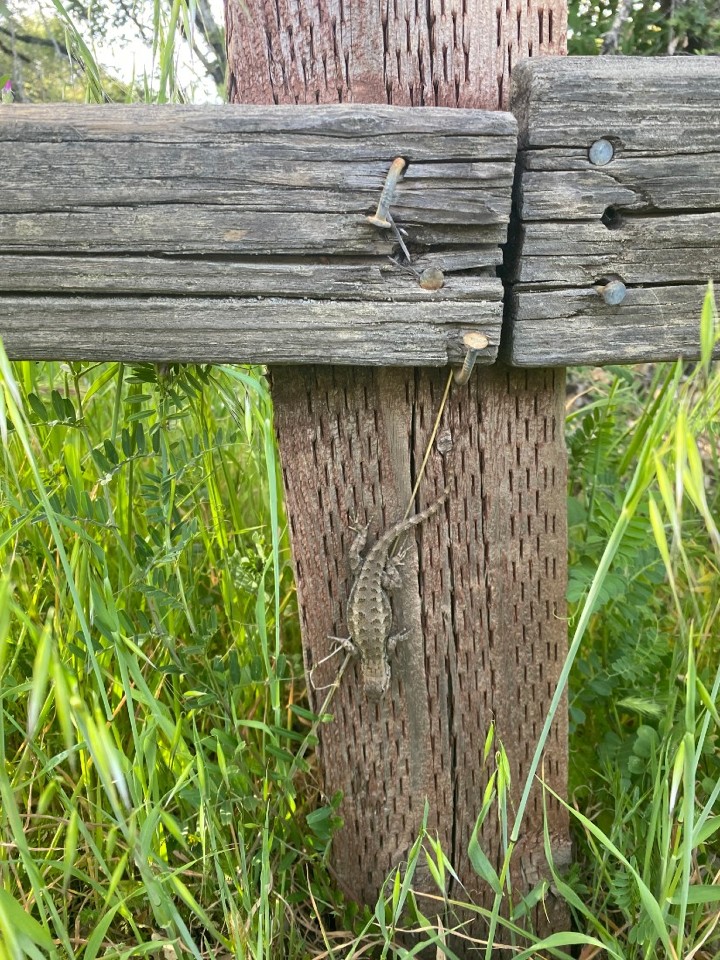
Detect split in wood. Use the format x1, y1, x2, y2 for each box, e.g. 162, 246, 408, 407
388, 214, 414, 264
453, 332, 490, 384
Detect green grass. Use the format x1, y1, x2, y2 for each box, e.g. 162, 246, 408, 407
2, 305, 719, 960
0, 358, 315, 958
558, 303, 720, 960
1, 5, 720, 957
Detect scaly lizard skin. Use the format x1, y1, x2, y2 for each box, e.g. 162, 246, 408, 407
334, 491, 448, 700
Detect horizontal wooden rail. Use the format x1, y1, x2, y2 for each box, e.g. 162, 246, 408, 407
3, 65, 720, 368
507, 57, 720, 366
0, 104, 516, 365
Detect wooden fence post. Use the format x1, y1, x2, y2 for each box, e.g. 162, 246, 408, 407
225, 0, 571, 937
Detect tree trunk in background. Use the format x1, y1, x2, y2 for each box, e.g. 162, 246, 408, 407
225, 0, 570, 942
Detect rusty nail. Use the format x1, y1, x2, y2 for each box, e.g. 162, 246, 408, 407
387, 213, 414, 263
453, 332, 490, 385
387, 255, 421, 279
367, 157, 407, 229
595, 279, 626, 305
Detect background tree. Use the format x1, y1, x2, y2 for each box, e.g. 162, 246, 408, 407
6, 0, 718, 104
61, 0, 226, 88
569, 0, 720, 55
0, 0, 225, 102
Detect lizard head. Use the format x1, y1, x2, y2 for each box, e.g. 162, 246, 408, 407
363, 660, 391, 701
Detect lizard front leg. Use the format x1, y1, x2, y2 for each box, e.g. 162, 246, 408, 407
387, 628, 410, 657
382, 537, 412, 590
381, 558, 403, 591
349, 522, 369, 574
328, 634, 358, 655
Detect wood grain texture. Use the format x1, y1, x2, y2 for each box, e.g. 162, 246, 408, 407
272, 365, 571, 922
0, 103, 515, 366
512, 56, 720, 150
0, 256, 503, 295
226, 0, 566, 109
508, 57, 720, 366
0, 208, 508, 254
516, 216, 720, 285
0, 296, 499, 365
227, 0, 570, 945
514, 286, 713, 365
414, 365, 570, 936
0, 102, 516, 144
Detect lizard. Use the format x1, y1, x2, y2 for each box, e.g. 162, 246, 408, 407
332, 489, 449, 700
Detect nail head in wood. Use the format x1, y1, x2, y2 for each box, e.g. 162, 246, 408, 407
419, 267, 445, 291
509, 58, 720, 366
589, 138, 614, 166
453, 331, 490, 385
596, 279, 627, 305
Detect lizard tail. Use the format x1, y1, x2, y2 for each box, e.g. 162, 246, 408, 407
408, 486, 449, 526
372, 487, 450, 558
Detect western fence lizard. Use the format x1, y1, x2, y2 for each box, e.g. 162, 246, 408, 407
333, 490, 448, 700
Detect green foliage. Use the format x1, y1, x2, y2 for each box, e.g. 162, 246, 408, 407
0, 0, 224, 103
569, 0, 720, 56
567, 352, 720, 798
0, 8, 126, 102
0, 354, 336, 956
0, 11, 335, 956
3, 308, 719, 958
563, 289, 720, 959
567, 369, 671, 788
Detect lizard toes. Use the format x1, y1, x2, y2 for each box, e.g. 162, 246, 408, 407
329, 634, 357, 655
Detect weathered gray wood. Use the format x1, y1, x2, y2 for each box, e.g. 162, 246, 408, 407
0, 148, 512, 224
508, 57, 720, 367
516, 215, 720, 286
0, 103, 517, 151
0, 297, 498, 365
0, 103, 515, 365
0, 208, 510, 255
520, 154, 720, 219
0, 257, 501, 297
514, 285, 712, 365
512, 56, 720, 151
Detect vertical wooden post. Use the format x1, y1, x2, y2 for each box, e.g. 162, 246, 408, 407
225, 0, 570, 937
